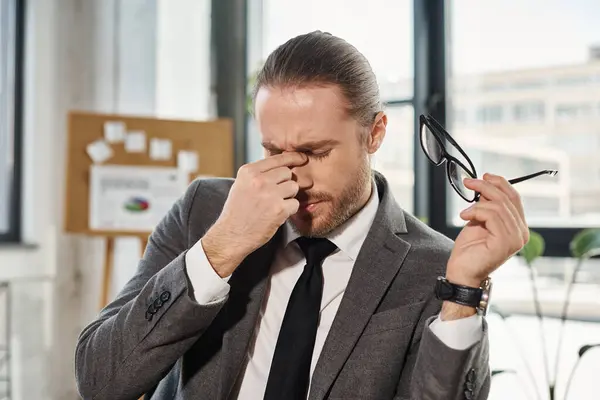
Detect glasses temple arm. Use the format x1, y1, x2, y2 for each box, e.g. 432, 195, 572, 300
508, 170, 558, 185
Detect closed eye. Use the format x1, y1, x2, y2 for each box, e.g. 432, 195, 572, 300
307, 150, 331, 160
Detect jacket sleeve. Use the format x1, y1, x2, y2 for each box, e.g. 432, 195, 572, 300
74, 179, 227, 400
393, 296, 491, 400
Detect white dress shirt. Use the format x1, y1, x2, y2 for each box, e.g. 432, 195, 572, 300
185, 184, 482, 398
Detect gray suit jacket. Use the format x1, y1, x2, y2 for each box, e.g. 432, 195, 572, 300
75, 172, 490, 400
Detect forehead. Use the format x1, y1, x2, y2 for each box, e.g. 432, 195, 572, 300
255, 84, 358, 146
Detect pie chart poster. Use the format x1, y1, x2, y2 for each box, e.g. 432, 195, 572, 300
89, 164, 187, 232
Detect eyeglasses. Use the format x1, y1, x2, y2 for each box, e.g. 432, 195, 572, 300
419, 114, 558, 203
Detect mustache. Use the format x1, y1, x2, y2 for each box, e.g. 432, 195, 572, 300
295, 191, 332, 204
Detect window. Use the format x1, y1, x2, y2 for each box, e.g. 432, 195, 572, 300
475, 105, 503, 124
555, 103, 593, 121
0, 0, 24, 242
512, 101, 545, 122
248, 0, 415, 212
446, 0, 600, 231
372, 106, 414, 212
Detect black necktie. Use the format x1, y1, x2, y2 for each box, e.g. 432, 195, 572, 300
263, 237, 338, 400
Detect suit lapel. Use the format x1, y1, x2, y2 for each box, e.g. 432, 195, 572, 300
218, 230, 282, 400
309, 173, 412, 400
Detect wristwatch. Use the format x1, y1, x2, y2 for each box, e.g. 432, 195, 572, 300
434, 276, 493, 316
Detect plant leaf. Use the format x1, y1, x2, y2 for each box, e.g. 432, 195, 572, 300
570, 228, 600, 259
519, 230, 545, 265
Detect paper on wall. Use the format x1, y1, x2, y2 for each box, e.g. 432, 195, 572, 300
149, 138, 172, 160
125, 130, 147, 153
177, 150, 199, 173
86, 139, 114, 164
103, 121, 126, 143
89, 165, 187, 232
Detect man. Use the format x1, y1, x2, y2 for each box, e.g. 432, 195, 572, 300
75, 31, 528, 400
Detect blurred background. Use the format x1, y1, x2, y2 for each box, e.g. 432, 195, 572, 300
1, 0, 599, 399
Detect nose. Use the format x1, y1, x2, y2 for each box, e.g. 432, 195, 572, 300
290, 162, 313, 191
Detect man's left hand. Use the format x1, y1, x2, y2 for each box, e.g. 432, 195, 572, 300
442, 173, 529, 319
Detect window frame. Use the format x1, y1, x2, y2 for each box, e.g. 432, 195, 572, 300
0, 0, 25, 244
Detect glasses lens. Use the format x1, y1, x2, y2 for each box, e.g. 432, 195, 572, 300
420, 124, 444, 164
449, 161, 477, 201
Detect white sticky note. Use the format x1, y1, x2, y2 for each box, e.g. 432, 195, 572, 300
103, 121, 126, 143
149, 138, 172, 160
125, 130, 147, 153
86, 139, 114, 164
177, 150, 199, 173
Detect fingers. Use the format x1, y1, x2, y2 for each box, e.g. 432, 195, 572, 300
460, 202, 524, 257
253, 152, 307, 173
277, 180, 300, 199
282, 198, 300, 217
482, 173, 526, 221
461, 201, 521, 240
464, 174, 529, 243
262, 166, 294, 184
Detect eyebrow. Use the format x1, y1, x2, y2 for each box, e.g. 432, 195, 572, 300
261, 139, 340, 152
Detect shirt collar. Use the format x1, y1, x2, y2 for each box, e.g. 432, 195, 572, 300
282, 181, 379, 261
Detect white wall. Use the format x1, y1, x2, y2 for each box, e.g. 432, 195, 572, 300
0, 1, 213, 399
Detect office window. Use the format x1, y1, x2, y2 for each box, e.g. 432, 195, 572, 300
512, 101, 545, 122
555, 103, 593, 121
448, 0, 600, 230
248, 0, 415, 212
475, 105, 503, 124
0, 0, 23, 242
371, 106, 414, 212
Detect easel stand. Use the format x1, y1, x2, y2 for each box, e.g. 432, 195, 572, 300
99, 235, 149, 309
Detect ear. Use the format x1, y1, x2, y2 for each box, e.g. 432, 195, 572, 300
365, 112, 387, 154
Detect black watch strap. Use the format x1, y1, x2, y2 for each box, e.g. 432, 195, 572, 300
435, 276, 483, 308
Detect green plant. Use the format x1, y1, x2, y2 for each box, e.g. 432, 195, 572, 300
501, 227, 600, 400
552, 228, 600, 399
518, 230, 550, 400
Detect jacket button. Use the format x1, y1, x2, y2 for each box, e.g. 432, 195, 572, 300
160, 291, 171, 302
145, 310, 153, 321
467, 368, 476, 382
464, 390, 474, 400
153, 298, 163, 309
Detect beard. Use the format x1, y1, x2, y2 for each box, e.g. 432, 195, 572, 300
290, 159, 372, 237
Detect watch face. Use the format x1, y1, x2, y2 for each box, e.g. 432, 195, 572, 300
436, 278, 455, 300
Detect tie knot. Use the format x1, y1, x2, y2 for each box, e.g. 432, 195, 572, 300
295, 237, 337, 265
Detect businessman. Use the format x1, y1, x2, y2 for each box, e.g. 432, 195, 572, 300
75, 31, 529, 400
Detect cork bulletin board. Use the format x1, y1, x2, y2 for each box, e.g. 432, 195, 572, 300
64, 110, 234, 238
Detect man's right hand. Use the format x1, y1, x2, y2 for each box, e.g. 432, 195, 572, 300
201, 152, 307, 277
